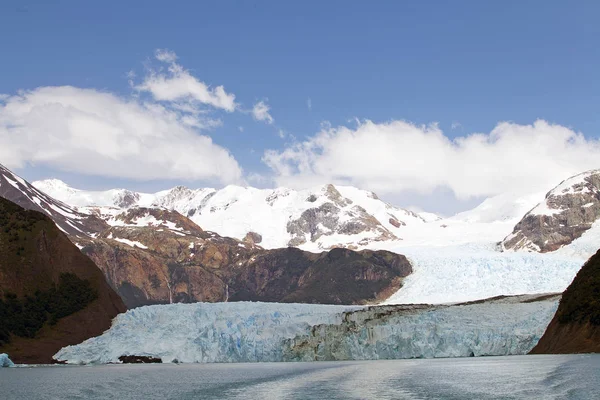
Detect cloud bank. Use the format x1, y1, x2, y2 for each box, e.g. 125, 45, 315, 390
263, 119, 600, 199
0, 49, 252, 183
0, 86, 242, 183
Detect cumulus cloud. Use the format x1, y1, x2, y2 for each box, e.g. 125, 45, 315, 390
263, 119, 600, 199
252, 100, 274, 124
0, 86, 242, 183
136, 49, 236, 112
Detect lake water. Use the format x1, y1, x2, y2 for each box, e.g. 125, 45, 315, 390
1, 355, 598, 399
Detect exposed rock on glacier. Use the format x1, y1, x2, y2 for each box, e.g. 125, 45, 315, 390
0, 353, 14, 367
502, 170, 600, 253
54, 295, 558, 364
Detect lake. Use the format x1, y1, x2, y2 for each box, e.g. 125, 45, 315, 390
1, 355, 598, 399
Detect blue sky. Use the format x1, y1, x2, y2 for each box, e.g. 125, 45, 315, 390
1, 1, 600, 214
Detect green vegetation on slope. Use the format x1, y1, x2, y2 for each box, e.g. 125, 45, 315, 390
557, 248, 600, 325
0, 197, 47, 258
0, 273, 98, 346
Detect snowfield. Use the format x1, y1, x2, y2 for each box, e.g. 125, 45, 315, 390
54, 296, 559, 364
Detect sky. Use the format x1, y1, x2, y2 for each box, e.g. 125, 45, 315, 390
1, 0, 600, 215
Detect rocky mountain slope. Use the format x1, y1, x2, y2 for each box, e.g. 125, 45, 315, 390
0, 197, 125, 363
34, 179, 427, 250
502, 170, 600, 253
531, 249, 600, 354
76, 207, 412, 308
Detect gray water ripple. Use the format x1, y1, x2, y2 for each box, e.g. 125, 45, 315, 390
1, 355, 598, 399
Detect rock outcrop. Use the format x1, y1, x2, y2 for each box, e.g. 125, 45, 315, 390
243, 231, 262, 244
531, 249, 600, 354
286, 185, 400, 248
502, 170, 600, 252
0, 197, 125, 363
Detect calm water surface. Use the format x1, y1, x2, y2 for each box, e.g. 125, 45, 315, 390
1, 355, 598, 399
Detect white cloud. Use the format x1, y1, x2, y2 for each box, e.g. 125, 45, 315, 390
0, 86, 242, 183
263, 119, 600, 199
154, 48, 178, 63
238, 126, 244, 132
252, 100, 274, 124
451, 121, 461, 130
307, 97, 312, 111
136, 49, 236, 112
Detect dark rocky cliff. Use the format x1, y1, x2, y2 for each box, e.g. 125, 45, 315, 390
531, 248, 600, 354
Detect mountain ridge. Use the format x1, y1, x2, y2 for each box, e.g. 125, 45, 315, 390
33, 179, 430, 250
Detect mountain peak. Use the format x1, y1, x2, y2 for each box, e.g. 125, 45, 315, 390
503, 169, 600, 252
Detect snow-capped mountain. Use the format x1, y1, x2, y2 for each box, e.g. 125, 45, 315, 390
503, 169, 600, 253
0, 164, 108, 236
34, 180, 430, 250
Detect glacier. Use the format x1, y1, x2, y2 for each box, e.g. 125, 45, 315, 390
0, 353, 14, 367
54, 295, 559, 364
381, 245, 584, 304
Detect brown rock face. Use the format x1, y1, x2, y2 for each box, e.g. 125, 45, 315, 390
388, 218, 404, 228
76, 208, 412, 308
0, 197, 126, 363
531, 248, 600, 354
503, 170, 600, 252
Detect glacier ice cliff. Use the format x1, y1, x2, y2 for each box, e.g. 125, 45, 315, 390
54, 295, 559, 364
0, 353, 14, 367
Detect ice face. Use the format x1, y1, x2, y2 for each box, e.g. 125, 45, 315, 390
0, 353, 14, 367
54, 302, 358, 364
54, 296, 558, 364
